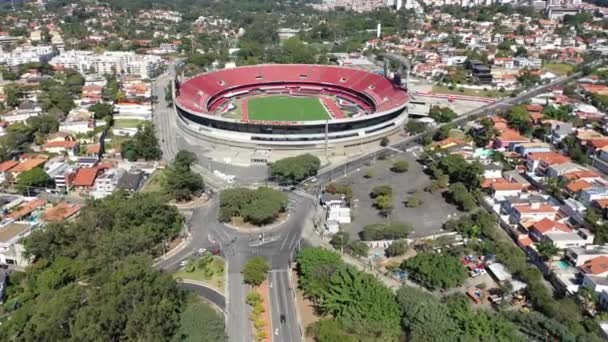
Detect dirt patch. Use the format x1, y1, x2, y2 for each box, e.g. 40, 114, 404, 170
166, 236, 184, 251
293, 270, 322, 342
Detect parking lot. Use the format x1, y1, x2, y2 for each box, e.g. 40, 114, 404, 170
337, 151, 460, 239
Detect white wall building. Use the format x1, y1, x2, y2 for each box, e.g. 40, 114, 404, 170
49, 51, 164, 79
0, 45, 55, 66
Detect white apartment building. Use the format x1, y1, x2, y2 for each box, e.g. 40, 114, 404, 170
49, 51, 164, 79
0, 45, 55, 67
92, 168, 125, 199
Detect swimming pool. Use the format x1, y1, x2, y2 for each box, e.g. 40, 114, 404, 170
556, 260, 570, 270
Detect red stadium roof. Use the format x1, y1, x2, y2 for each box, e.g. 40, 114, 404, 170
175, 64, 408, 119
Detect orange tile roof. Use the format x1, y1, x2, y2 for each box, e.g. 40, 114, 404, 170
527, 104, 544, 112
527, 152, 570, 165
0, 160, 18, 172
42, 202, 81, 222
567, 179, 592, 193
589, 139, 608, 149
581, 256, 608, 275
532, 217, 572, 234
518, 235, 533, 247
491, 182, 525, 191
516, 204, 557, 214
43, 140, 78, 150
594, 199, 608, 209
436, 137, 465, 148
11, 157, 47, 173
530, 113, 545, 121
86, 144, 100, 155
6, 199, 46, 220
481, 177, 508, 189
71, 167, 100, 187
497, 128, 528, 142
563, 170, 601, 181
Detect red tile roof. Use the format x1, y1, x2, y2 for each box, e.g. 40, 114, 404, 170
0, 160, 18, 172
581, 256, 608, 275
11, 156, 48, 173
563, 170, 601, 181
497, 128, 528, 142
532, 218, 571, 234
42, 202, 81, 222
516, 204, 557, 214
491, 182, 525, 191
43, 140, 78, 150
71, 167, 100, 187
567, 179, 593, 193
6, 199, 46, 220
527, 152, 570, 165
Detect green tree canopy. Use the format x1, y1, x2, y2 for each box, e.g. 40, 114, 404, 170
270, 153, 321, 184
243, 256, 270, 286
16, 167, 53, 194
90, 102, 114, 119
2, 192, 186, 341
360, 222, 412, 241
402, 252, 467, 289
219, 187, 287, 225
163, 151, 204, 202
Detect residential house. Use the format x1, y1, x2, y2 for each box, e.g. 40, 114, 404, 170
41, 202, 81, 223
92, 168, 124, 199
580, 185, 608, 205
0, 221, 35, 266
526, 152, 571, 174
566, 245, 608, 267
510, 203, 559, 224
70, 166, 103, 193
512, 142, 552, 157
491, 181, 526, 201
0, 160, 18, 183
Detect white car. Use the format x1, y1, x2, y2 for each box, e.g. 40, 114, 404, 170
197, 248, 207, 255
179, 260, 188, 267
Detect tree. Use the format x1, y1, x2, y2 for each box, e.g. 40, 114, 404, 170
374, 195, 394, 217
27, 114, 59, 135
448, 182, 476, 212
397, 286, 459, 341
243, 256, 270, 286
16, 167, 53, 194
3, 192, 186, 341
5, 83, 23, 108
270, 154, 321, 184
306, 319, 358, 342
370, 185, 392, 198
219, 187, 287, 225
360, 222, 412, 241
175, 299, 227, 342
429, 106, 457, 123
296, 247, 342, 300
469, 117, 498, 147
346, 240, 369, 258
402, 252, 467, 289
164, 151, 204, 202
405, 120, 427, 134
90, 102, 114, 119
121, 122, 162, 161
537, 240, 560, 261
330, 231, 350, 252
404, 196, 422, 208
390, 160, 409, 173
386, 240, 408, 257
436, 154, 484, 190
316, 266, 402, 338
505, 105, 531, 134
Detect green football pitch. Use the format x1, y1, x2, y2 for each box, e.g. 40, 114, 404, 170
246, 96, 330, 121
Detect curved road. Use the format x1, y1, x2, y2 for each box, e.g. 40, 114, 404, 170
178, 281, 226, 312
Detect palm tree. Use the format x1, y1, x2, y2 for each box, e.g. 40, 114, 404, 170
537, 240, 560, 261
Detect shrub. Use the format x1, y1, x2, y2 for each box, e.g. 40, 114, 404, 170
391, 160, 409, 173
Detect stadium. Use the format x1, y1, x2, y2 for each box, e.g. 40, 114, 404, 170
174, 64, 409, 155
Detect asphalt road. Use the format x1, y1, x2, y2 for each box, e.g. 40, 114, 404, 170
303, 67, 601, 190
155, 190, 314, 342
178, 281, 226, 312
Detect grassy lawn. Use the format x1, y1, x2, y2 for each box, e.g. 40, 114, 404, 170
174, 255, 226, 293
432, 85, 504, 98
247, 95, 329, 121
114, 118, 146, 128
141, 169, 165, 193
543, 63, 574, 76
